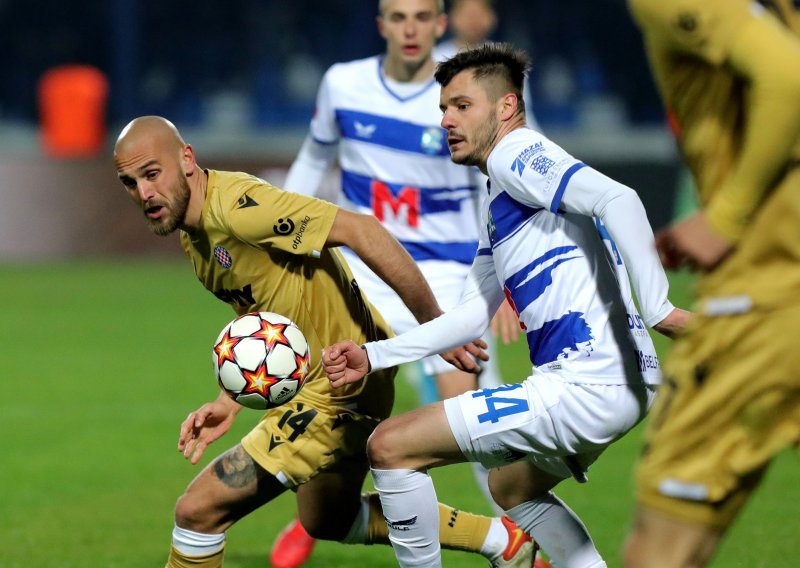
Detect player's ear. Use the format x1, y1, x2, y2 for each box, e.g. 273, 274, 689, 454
377, 15, 387, 39
499, 93, 518, 121
181, 144, 197, 176
435, 13, 448, 39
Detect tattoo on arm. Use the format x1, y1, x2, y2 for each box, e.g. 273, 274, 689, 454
212, 445, 258, 489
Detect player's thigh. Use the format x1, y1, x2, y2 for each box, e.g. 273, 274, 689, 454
368, 401, 466, 470
435, 368, 479, 399
177, 443, 287, 532
295, 454, 371, 540
488, 459, 564, 510
636, 306, 800, 529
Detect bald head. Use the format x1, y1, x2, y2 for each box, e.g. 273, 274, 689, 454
115, 115, 203, 236
115, 115, 185, 156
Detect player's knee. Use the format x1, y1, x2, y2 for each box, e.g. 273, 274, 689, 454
366, 421, 406, 469
174, 492, 221, 533
488, 471, 518, 511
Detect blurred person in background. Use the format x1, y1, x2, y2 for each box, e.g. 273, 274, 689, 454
623, 1, 800, 566
434, 0, 540, 131
114, 116, 536, 568
270, 1, 529, 565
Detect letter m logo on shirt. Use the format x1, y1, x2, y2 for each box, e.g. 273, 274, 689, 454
370, 180, 420, 227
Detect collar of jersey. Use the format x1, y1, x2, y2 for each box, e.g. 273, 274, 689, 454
377, 56, 438, 103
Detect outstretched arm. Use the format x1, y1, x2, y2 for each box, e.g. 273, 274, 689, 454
326, 209, 443, 324
326, 254, 504, 380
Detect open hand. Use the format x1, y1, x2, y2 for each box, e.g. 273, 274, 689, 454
656, 212, 732, 270
178, 396, 240, 464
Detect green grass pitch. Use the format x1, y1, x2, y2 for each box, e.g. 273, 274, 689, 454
1, 261, 796, 567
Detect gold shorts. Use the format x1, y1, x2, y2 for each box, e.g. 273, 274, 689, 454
241, 368, 395, 488
636, 304, 800, 528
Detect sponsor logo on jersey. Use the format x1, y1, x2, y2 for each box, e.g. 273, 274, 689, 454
420, 126, 444, 154
213, 245, 233, 269
510, 141, 546, 177
385, 516, 418, 531
291, 215, 312, 250
371, 181, 420, 226
274, 218, 296, 235
237, 193, 259, 209
354, 121, 377, 139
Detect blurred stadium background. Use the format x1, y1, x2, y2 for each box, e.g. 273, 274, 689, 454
1, 1, 797, 567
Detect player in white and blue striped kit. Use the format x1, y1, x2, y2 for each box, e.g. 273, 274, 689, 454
270, 3, 533, 568
322, 43, 690, 568
282, 0, 517, 517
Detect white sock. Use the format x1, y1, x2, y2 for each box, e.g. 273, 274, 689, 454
479, 517, 509, 559
371, 468, 441, 567
470, 462, 504, 515
341, 492, 371, 544
171, 525, 225, 556
507, 493, 606, 568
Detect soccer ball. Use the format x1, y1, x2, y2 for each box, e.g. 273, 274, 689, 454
212, 312, 311, 410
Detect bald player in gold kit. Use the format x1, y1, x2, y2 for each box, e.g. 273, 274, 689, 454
623, 1, 800, 566
113, 116, 535, 568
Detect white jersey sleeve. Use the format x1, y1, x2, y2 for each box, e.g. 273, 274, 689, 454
366, 253, 505, 371
489, 129, 673, 328
283, 135, 338, 197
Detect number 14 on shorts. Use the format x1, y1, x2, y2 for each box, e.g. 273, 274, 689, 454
472, 383, 530, 424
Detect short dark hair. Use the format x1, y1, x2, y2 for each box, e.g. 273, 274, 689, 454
435, 42, 530, 113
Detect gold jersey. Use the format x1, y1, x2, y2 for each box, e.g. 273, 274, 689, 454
180, 170, 393, 415
629, 0, 800, 309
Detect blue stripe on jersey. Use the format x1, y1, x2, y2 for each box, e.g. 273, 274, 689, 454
526, 311, 594, 367
336, 109, 451, 157
595, 217, 623, 265
341, 170, 475, 214
477, 247, 492, 257
488, 191, 543, 248
550, 162, 586, 213
505, 246, 580, 314
399, 240, 479, 264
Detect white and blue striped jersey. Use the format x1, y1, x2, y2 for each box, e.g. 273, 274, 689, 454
303, 55, 481, 265
367, 128, 674, 385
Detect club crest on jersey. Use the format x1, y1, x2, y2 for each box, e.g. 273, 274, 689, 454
213, 246, 233, 269
420, 127, 444, 155
510, 141, 547, 177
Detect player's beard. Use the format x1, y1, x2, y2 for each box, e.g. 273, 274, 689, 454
145, 173, 191, 236
451, 112, 498, 167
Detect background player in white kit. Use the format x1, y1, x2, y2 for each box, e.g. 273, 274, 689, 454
322, 43, 690, 568
270, 1, 521, 565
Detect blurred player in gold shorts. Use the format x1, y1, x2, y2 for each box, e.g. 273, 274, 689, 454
623, 1, 800, 566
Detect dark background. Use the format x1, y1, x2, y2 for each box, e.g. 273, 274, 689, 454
0, 0, 662, 130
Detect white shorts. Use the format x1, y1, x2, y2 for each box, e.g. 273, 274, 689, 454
444, 371, 657, 479
342, 248, 488, 376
